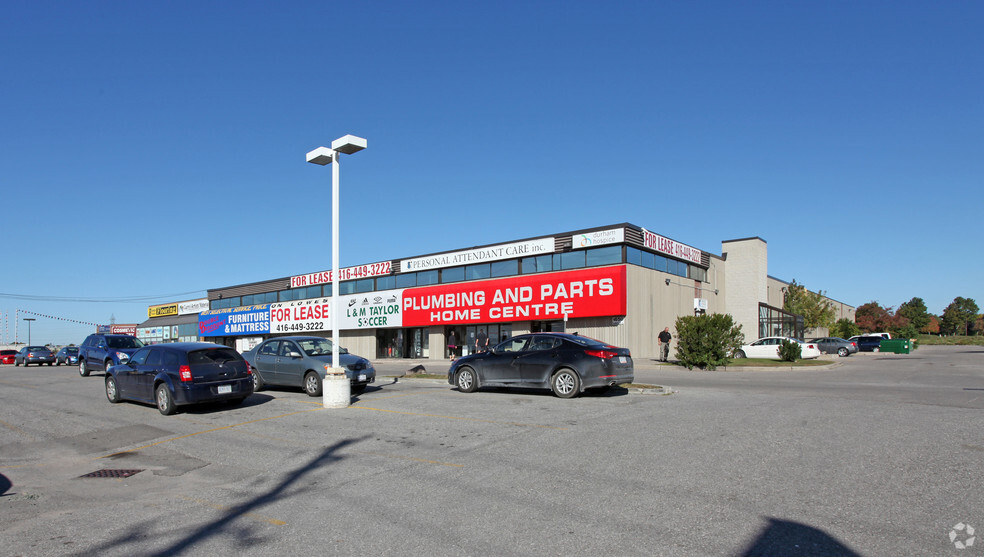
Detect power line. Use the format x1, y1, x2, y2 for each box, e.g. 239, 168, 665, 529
0, 291, 206, 303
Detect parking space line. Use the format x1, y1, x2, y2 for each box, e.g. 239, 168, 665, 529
349, 405, 568, 430
0, 418, 27, 435
177, 495, 287, 525
100, 408, 322, 458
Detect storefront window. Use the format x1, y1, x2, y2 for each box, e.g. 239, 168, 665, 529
560, 251, 585, 270
417, 270, 439, 285
626, 247, 642, 266
396, 273, 416, 288
441, 267, 465, 283
466, 263, 491, 280
339, 280, 356, 295
354, 278, 374, 293
491, 260, 518, 278
376, 275, 396, 290
521, 254, 553, 274
211, 297, 240, 310
586, 245, 621, 266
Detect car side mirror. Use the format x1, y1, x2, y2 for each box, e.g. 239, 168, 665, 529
341, 347, 349, 354
288, 351, 302, 358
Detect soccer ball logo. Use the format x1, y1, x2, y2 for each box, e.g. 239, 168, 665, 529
949, 523, 975, 550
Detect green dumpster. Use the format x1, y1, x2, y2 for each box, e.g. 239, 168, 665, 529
880, 338, 911, 354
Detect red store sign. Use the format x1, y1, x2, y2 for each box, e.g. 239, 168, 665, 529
402, 266, 626, 326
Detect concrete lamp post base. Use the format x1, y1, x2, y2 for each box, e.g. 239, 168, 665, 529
322, 366, 351, 408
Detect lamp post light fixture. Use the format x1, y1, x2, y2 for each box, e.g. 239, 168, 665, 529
23, 318, 36, 346
306, 135, 367, 408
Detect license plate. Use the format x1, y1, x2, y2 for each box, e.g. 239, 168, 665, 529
618, 357, 628, 364
358, 374, 367, 382
218, 385, 232, 394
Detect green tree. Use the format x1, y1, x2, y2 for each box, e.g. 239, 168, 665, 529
831, 318, 860, 339
783, 280, 836, 329
897, 297, 930, 331
674, 313, 745, 371
940, 297, 980, 336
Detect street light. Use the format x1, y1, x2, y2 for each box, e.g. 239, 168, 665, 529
23, 318, 36, 345
307, 134, 367, 407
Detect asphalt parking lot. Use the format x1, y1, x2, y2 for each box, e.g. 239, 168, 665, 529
1, 345, 982, 556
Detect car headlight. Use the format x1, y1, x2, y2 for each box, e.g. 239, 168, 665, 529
115, 352, 130, 363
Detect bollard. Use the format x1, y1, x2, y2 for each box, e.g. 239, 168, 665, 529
322, 365, 351, 408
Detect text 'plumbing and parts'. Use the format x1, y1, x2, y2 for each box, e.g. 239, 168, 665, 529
401, 267, 626, 326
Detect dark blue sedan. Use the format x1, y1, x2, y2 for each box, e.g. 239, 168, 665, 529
105, 343, 253, 415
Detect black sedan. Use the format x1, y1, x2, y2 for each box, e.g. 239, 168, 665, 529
14, 346, 55, 366
105, 342, 253, 415
448, 332, 634, 398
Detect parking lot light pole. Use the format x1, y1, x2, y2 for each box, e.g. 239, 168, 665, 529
23, 318, 36, 346
306, 135, 367, 406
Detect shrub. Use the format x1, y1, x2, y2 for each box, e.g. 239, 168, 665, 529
674, 313, 745, 370
778, 339, 802, 362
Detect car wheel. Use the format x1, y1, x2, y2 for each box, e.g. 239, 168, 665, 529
351, 384, 367, 396
104, 360, 113, 373
106, 376, 121, 403
873, 347, 880, 353
252, 369, 265, 392
156, 384, 177, 415
79, 359, 90, 377
551, 368, 581, 398
304, 372, 322, 397
837, 347, 849, 357
14, 360, 20, 366
55, 358, 61, 366
455, 367, 478, 393
733, 350, 746, 359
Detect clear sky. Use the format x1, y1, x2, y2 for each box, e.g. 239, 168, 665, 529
2, 1, 981, 345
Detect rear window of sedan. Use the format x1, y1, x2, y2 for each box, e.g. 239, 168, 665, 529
188, 348, 244, 365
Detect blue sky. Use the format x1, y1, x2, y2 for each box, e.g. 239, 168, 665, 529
2, 1, 981, 345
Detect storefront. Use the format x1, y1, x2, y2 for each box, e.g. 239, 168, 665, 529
136, 299, 209, 345
193, 224, 854, 360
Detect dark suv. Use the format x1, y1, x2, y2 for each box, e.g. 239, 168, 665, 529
78, 333, 145, 377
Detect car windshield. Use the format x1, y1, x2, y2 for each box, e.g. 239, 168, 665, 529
28, 346, 50, 352
66, 347, 79, 353
1, 350, 16, 355
107, 337, 144, 349
298, 338, 337, 356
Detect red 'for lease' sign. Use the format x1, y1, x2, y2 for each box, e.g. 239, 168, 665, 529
401, 266, 626, 326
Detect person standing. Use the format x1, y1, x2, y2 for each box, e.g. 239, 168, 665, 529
476, 328, 489, 353
658, 327, 672, 362
447, 329, 458, 360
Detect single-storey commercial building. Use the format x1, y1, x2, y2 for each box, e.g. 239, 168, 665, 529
191, 223, 854, 361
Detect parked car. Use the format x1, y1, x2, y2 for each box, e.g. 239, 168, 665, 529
733, 337, 821, 360
55, 346, 80, 366
448, 332, 634, 398
849, 335, 883, 352
78, 333, 145, 377
14, 346, 56, 366
1, 349, 17, 365
808, 337, 858, 357
104, 342, 253, 415
241, 336, 376, 396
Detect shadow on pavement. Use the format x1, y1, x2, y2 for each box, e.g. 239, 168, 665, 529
740, 517, 862, 556
69, 436, 368, 557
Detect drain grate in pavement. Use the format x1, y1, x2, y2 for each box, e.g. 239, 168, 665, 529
78, 469, 144, 479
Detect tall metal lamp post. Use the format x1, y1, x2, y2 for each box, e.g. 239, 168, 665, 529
23, 318, 36, 345
306, 135, 367, 407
